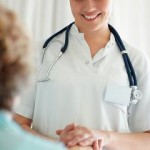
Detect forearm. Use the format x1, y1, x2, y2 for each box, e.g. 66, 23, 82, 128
68, 146, 93, 150
22, 125, 93, 150
105, 132, 150, 150
21, 124, 57, 142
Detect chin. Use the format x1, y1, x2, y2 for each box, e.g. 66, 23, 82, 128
83, 23, 106, 33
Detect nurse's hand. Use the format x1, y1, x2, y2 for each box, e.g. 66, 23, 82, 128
56, 124, 109, 150
57, 125, 97, 146
56, 124, 95, 150
56, 123, 77, 138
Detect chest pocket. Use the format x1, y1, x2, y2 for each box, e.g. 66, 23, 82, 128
104, 84, 132, 105
104, 65, 132, 111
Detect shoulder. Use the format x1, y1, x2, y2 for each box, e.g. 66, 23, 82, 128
123, 41, 150, 67
1, 121, 66, 150
35, 30, 66, 51
36, 30, 66, 49
123, 41, 150, 85
44, 30, 66, 49
0, 120, 26, 149
35, 31, 66, 67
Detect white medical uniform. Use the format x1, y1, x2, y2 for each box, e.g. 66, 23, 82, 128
15, 24, 150, 142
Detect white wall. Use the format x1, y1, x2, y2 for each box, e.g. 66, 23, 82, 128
111, 0, 150, 56
0, 0, 150, 57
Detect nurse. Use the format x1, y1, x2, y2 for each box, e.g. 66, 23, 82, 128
15, 0, 150, 149
0, 5, 65, 150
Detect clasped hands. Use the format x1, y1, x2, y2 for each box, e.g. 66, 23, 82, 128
56, 123, 110, 150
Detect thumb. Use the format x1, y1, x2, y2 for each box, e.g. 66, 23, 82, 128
93, 140, 102, 150
64, 123, 76, 132
56, 129, 63, 135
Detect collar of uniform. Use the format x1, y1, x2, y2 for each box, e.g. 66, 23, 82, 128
70, 24, 116, 63
92, 33, 116, 64
70, 24, 84, 38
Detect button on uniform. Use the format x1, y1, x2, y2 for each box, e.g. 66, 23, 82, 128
85, 60, 89, 64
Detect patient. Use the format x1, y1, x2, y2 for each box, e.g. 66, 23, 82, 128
0, 5, 65, 150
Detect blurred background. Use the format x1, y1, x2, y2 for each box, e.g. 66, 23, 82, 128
0, 0, 150, 58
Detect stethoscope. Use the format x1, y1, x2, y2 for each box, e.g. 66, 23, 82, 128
37, 22, 142, 104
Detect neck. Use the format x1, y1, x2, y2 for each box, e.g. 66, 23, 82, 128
85, 25, 110, 42
78, 24, 111, 58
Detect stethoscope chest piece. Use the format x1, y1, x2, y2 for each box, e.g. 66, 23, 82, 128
130, 87, 142, 104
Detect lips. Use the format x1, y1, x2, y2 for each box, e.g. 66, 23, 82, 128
82, 13, 101, 20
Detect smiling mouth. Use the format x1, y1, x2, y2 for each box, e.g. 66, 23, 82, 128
82, 13, 101, 20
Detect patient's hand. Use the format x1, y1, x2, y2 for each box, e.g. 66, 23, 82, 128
56, 123, 100, 150
56, 123, 76, 136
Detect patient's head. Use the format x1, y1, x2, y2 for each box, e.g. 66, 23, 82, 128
0, 5, 33, 111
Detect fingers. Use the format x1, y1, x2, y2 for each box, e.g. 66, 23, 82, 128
64, 123, 76, 133
61, 131, 90, 147
93, 140, 103, 150
93, 140, 100, 150
78, 137, 94, 146
98, 140, 103, 150
56, 129, 63, 135
57, 125, 105, 150
56, 123, 76, 136
60, 129, 80, 144
60, 125, 95, 147
57, 124, 100, 148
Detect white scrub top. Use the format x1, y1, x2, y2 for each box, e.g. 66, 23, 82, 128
15, 24, 150, 140
0, 111, 65, 150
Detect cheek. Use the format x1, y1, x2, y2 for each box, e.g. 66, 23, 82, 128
71, 8, 82, 19
100, 4, 112, 18
99, 0, 112, 13
70, 1, 83, 16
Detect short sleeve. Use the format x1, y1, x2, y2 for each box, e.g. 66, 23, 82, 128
14, 41, 44, 119
128, 53, 150, 132
14, 81, 37, 119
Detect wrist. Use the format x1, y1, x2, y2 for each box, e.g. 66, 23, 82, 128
94, 130, 113, 148
104, 131, 118, 149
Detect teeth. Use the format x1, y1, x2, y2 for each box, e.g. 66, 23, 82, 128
84, 14, 98, 20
